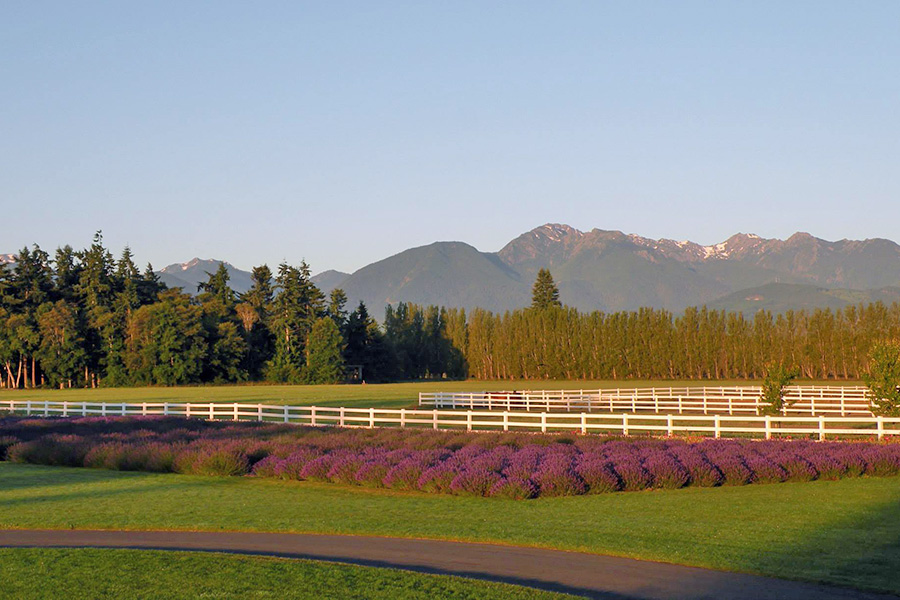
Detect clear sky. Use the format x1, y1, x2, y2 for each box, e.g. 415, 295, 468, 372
2, 1, 898, 273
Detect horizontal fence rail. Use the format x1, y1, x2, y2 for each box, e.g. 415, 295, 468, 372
2, 399, 898, 441
419, 385, 874, 416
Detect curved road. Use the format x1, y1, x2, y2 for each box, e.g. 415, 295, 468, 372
0, 529, 893, 600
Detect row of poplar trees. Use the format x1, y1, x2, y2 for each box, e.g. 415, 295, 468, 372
2, 239, 900, 390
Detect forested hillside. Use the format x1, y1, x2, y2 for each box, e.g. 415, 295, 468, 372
1, 235, 898, 389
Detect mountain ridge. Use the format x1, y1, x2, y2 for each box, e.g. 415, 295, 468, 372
4, 224, 900, 314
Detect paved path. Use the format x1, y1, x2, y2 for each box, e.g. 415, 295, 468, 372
0, 529, 894, 600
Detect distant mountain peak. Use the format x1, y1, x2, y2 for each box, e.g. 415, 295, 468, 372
532, 223, 584, 241
160, 258, 234, 274
0, 253, 16, 265
156, 258, 253, 295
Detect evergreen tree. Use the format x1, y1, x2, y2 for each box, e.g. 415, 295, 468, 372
240, 264, 274, 379
343, 301, 393, 382
53, 245, 81, 301
328, 288, 348, 328
265, 262, 325, 382
138, 263, 165, 304
75, 232, 116, 386
531, 268, 561, 310
197, 265, 245, 383
124, 290, 205, 386
304, 316, 345, 384
197, 263, 235, 308
9, 246, 53, 387
36, 300, 85, 388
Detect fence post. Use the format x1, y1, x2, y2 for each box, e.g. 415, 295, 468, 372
714, 415, 721, 439
164, 402, 169, 416
667, 415, 673, 437
540, 412, 547, 433
810, 394, 816, 417
466, 410, 473, 432
256, 405, 262, 422
101, 403, 107, 417
62, 401, 69, 418
209, 403, 214, 421
339, 407, 345, 427
503, 411, 509, 432
283, 405, 290, 423
622, 413, 629, 436
765, 416, 771, 440
819, 415, 826, 441
581, 413, 587, 435
878, 416, 884, 441
371, 408, 376, 429
400, 408, 406, 428
432, 410, 438, 430
233, 403, 239, 421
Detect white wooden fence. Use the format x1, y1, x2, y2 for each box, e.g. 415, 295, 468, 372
419, 385, 874, 416
2, 399, 898, 441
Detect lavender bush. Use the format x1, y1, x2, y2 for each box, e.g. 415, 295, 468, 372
3, 415, 900, 499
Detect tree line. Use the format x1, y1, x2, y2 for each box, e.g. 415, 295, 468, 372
1, 240, 899, 389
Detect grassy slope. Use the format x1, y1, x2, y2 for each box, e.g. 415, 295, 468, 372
1, 463, 899, 594
0, 378, 859, 408
0, 548, 575, 600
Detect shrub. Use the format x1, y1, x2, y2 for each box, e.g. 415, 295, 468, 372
490, 477, 539, 500
533, 453, 586, 496
7, 435, 87, 467
611, 457, 652, 492
745, 455, 788, 484
643, 452, 690, 490
0, 436, 20, 461
575, 458, 620, 494
449, 468, 502, 496
4, 415, 900, 500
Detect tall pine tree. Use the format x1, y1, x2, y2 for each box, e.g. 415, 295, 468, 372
531, 268, 561, 310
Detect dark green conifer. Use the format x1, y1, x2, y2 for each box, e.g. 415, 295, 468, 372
531, 268, 561, 310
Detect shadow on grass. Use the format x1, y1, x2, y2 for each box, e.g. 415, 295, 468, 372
0, 464, 210, 508
752, 484, 900, 596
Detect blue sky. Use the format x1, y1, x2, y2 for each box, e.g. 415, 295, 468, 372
2, 1, 898, 273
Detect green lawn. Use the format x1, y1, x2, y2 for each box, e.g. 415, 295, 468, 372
0, 378, 858, 409
0, 548, 575, 599
1, 463, 898, 594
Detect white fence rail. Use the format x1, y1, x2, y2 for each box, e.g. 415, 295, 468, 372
419, 385, 874, 416
2, 399, 898, 441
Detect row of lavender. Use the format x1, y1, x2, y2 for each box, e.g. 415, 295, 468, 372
2, 416, 899, 499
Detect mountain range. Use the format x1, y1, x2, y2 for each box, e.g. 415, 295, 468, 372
308, 224, 900, 315
6, 224, 900, 315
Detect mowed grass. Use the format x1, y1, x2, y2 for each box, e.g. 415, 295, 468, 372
0, 378, 860, 408
1, 463, 899, 594
0, 548, 576, 600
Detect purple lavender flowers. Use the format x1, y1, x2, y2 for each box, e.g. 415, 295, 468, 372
3, 415, 900, 499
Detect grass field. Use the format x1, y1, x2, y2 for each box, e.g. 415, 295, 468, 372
1, 463, 898, 594
0, 378, 860, 408
0, 548, 575, 599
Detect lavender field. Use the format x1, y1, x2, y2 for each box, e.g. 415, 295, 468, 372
2, 416, 899, 499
